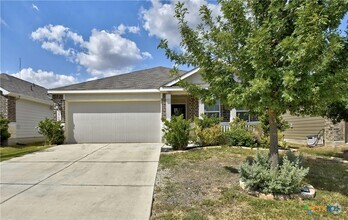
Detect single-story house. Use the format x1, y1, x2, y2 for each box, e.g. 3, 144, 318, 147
49, 67, 258, 144
49, 67, 347, 146
0, 73, 53, 145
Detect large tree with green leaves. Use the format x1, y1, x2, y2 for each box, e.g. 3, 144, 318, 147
159, 0, 348, 168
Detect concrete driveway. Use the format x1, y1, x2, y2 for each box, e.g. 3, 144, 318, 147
0, 143, 162, 220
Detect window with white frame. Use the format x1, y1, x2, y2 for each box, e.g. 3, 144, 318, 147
236, 109, 259, 123
204, 100, 220, 118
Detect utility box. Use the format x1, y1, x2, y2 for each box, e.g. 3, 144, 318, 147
307, 135, 324, 146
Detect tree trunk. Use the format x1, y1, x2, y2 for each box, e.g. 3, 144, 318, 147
268, 109, 279, 169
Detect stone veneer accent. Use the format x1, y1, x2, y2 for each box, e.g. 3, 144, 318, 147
221, 105, 230, 122
0, 93, 8, 118
161, 94, 166, 119
0, 93, 16, 122
325, 119, 346, 146
52, 94, 65, 122
187, 95, 199, 120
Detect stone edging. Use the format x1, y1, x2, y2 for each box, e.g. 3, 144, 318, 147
239, 179, 316, 200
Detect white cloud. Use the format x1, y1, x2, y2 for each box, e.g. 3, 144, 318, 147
31, 24, 82, 46
77, 29, 149, 76
32, 4, 39, 11
141, 51, 153, 59
141, 0, 221, 47
12, 68, 78, 89
41, 41, 71, 56
115, 24, 140, 35
31, 24, 151, 77
1, 18, 8, 27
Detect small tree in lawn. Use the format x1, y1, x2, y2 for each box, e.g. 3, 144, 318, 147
159, 0, 348, 168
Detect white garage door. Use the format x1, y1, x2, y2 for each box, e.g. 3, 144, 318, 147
67, 101, 161, 143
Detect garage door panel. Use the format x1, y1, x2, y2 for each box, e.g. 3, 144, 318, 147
68, 102, 160, 143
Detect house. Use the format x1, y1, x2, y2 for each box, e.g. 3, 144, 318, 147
49, 66, 347, 146
49, 67, 258, 143
283, 114, 347, 146
0, 74, 53, 145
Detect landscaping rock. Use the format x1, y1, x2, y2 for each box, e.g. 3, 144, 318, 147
239, 179, 247, 190
300, 184, 316, 199
259, 193, 274, 200
240, 179, 315, 200
343, 150, 348, 161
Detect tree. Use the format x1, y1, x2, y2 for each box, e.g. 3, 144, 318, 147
159, 0, 348, 168
323, 99, 348, 123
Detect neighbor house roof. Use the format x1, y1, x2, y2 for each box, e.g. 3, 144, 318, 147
51, 66, 186, 91
0, 73, 51, 102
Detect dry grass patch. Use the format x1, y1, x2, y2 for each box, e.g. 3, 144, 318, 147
151, 146, 348, 220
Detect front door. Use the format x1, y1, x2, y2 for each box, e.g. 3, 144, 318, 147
171, 104, 186, 119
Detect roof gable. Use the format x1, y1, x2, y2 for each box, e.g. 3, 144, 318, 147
0, 74, 51, 102
164, 68, 206, 87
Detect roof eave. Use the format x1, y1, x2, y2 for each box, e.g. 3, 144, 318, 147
0, 87, 10, 95
7, 92, 53, 105
48, 89, 161, 94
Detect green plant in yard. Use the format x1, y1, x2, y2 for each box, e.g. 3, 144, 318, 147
194, 114, 221, 129
0, 114, 11, 145
162, 115, 191, 150
225, 117, 256, 147
196, 124, 225, 146
192, 114, 224, 146
37, 118, 65, 145
239, 151, 309, 195
259, 114, 290, 137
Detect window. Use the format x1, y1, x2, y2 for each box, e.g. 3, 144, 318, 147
204, 100, 220, 118
236, 109, 259, 123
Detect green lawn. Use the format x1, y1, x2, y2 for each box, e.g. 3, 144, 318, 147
151, 146, 348, 220
0, 143, 51, 162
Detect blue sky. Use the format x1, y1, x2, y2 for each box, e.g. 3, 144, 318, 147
0, 1, 347, 88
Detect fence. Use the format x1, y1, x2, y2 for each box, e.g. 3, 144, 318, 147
220, 122, 259, 133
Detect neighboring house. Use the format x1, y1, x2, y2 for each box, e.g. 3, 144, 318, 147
49, 67, 257, 144
0, 74, 53, 145
283, 114, 347, 146
48, 66, 347, 146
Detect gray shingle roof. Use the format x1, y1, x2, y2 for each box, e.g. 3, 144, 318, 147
51, 66, 186, 91
0, 74, 51, 102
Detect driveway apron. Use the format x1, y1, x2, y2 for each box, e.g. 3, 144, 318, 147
0, 143, 162, 220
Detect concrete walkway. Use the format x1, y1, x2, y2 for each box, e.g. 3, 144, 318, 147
0, 143, 162, 220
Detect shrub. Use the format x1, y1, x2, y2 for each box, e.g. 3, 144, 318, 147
0, 114, 11, 145
225, 117, 256, 147
192, 115, 224, 146
194, 114, 221, 129
162, 115, 190, 150
239, 151, 309, 195
195, 124, 225, 146
37, 118, 65, 145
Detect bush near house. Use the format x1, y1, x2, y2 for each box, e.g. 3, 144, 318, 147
239, 151, 309, 195
225, 118, 256, 147
0, 114, 11, 146
37, 118, 65, 145
162, 115, 191, 150
192, 115, 225, 146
